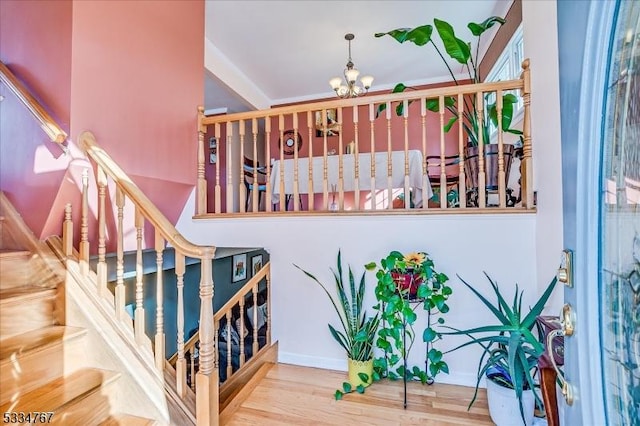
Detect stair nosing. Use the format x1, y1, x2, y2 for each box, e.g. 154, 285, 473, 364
0, 286, 57, 303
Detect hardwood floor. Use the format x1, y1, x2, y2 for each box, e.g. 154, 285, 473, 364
223, 363, 493, 425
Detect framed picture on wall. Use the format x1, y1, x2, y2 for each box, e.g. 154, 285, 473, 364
251, 254, 263, 276
232, 253, 247, 283
315, 108, 340, 137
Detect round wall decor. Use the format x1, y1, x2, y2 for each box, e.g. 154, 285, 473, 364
278, 130, 303, 156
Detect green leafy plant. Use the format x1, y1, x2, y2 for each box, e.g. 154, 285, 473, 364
294, 251, 380, 399
375, 16, 523, 146
442, 273, 557, 422
365, 251, 452, 384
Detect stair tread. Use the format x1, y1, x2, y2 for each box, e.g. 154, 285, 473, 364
0, 286, 56, 302
0, 368, 120, 413
0, 249, 31, 258
0, 326, 86, 360
99, 414, 157, 425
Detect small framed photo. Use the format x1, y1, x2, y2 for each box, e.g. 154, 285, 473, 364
251, 254, 263, 276
315, 108, 339, 137
209, 137, 217, 149
232, 253, 247, 283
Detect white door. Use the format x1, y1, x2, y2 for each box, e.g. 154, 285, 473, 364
557, 0, 639, 424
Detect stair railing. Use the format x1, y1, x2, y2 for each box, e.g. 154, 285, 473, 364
0, 60, 67, 145
168, 262, 271, 390
62, 131, 219, 425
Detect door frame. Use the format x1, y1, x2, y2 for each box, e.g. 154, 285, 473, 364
567, 0, 618, 424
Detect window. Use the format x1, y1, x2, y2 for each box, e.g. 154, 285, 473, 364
485, 25, 524, 139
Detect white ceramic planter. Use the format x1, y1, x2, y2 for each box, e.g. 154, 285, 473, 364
486, 378, 535, 426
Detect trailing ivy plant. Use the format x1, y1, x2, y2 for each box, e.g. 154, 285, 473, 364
365, 251, 452, 384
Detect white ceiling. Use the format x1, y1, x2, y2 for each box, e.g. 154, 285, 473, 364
204, 0, 511, 112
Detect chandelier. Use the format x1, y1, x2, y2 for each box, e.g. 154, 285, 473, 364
329, 33, 374, 98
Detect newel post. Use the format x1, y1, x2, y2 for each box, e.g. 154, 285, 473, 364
521, 59, 534, 209
196, 248, 219, 426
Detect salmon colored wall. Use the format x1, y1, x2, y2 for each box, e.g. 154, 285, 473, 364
0, 0, 73, 237
1, 0, 203, 242
70, 0, 203, 227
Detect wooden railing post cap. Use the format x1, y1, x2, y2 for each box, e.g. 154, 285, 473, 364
522, 58, 530, 71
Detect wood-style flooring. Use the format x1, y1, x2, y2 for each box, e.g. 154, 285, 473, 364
223, 363, 493, 425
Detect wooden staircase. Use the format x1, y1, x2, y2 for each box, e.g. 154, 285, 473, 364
0, 201, 160, 425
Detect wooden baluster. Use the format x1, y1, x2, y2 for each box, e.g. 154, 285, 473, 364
265, 117, 272, 213
307, 111, 314, 211
403, 99, 410, 209
439, 96, 447, 208
225, 311, 233, 379
175, 252, 187, 397
278, 114, 286, 210
337, 107, 344, 210
476, 91, 486, 208
134, 207, 146, 345
239, 298, 246, 366
458, 93, 467, 208
226, 121, 234, 213
252, 286, 259, 355
496, 90, 506, 208
197, 106, 207, 215
115, 186, 126, 320
266, 265, 271, 346
96, 166, 108, 298
214, 123, 222, 214
293, 112, 300, 211
195, 250, 218, 424
386, 101, 393, 209
239, 119, 246, 213
62, 203, 72, 257
521, 59, 533, 209
252, 118, 259, 212
213, 317, 219, 385
190, 345, 196, 391
369, 103, 376, 210
322, 110, 329, 209
421, 99, 428, 209
353, 105, 360, 210
154, 230, 165, 371
79, 169, 89, 276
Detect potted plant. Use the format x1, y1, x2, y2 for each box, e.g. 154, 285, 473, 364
375, 17, 523, 205
365, 251, 452, 408
442, 273, 558, 426
294, 251, 380, 395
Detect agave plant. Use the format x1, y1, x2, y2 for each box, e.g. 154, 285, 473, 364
375, 16, 523, 146
442, 273, 557, 422
294, 250, 380, 362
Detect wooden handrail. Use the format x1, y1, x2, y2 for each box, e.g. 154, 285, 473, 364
169, 262, 270, 365
78, 131, 215, 260
202, 77, 524, 125
0, 60, 67, 144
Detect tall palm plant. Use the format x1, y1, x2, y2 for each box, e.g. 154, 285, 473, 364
375, 16, 523, 146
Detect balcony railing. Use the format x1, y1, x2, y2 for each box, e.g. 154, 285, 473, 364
196, 60, 534, 216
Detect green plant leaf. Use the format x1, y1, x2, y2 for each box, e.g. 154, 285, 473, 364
356, 384, 365, 394
358, 372, 370, 383
434, 19, 471, 64
365, 262, 377, 271
335, 390, 343, 400
423, 327, 437, 342
467, 16, 506, 36
342, 382, 352, 393
375, 25, 433, 46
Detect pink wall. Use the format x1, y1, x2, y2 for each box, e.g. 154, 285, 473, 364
70, 0, 203, 227
1, 0, 203, 242
0, 0, 73, 237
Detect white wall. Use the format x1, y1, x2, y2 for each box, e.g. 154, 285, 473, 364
522, 0, 564, 310
177, 190, 541, 387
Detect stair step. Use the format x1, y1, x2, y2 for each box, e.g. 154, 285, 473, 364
0, 326, 88, 405
0, 249, 34, 290
99, 414, 158, 425
0, 286, 57, 339
0, 368, 120, 425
